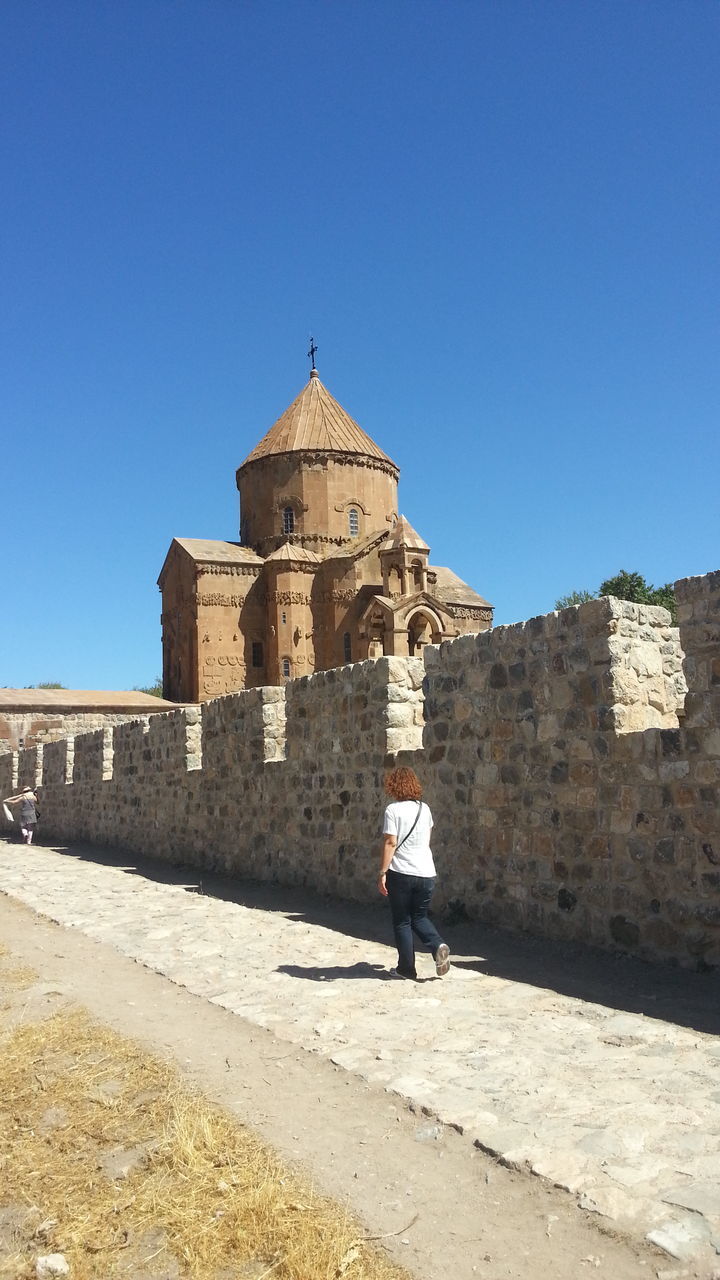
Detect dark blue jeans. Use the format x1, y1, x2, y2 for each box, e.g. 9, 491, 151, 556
386, 870, 446, 978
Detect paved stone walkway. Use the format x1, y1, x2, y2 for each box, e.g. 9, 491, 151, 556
1, 838, 719, 1266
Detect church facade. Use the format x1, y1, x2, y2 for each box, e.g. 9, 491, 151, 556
158, 366, 492, 702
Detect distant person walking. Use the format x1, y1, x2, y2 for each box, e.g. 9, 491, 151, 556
3, 786, 39, 844
378, 766, 450, 981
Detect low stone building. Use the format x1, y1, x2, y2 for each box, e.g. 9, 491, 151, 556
0, 689, 178, 754
158, 365, 492, 702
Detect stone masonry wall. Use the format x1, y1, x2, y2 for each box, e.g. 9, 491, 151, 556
0, 710, 155, 754
676, 569, 720, 731
2, 576, 718, 968
414, 596, 701, 958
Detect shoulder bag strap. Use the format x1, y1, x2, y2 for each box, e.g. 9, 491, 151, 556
394, 801, 423, 854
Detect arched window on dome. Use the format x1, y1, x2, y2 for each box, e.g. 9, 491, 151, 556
282, 657, 292, 679
283, 507, 295, 535
348, 507, 360, 537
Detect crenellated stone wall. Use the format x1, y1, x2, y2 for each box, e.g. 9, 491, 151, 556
2, 575, 718, 968
675, 569, 720, 730
414, 596, 699, 955
0, 702, 178, 755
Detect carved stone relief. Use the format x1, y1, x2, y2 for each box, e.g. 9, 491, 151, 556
314, 589, 356, 605
445, 606, 493, 622
333, 497, 370, 514
275, 495, 308, 513
197, 593, 247, 607
268, 591, 311, 605
200, 565, 260, 578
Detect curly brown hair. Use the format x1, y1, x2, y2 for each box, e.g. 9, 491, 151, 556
384, 767, 422, 802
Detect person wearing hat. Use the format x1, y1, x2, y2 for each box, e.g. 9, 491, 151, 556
3, 786, 39, 844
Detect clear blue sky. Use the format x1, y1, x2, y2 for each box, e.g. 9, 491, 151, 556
2, 0, 718, 690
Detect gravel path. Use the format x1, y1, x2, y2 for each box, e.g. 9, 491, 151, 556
1, 836, 718, 1268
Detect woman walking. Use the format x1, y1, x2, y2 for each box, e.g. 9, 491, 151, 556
378, 766, 450, 981
3, 786, 39, 844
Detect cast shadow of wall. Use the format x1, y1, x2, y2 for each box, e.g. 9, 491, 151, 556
43, 837, 720, 1038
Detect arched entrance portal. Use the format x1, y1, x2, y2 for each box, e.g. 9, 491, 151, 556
407, 609, 440, 655
367, 608, 387, 658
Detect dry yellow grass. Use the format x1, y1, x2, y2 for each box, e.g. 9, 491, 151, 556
0, 961, 36, 995
0, 1004, 413, 1280
0, 941, 36, 996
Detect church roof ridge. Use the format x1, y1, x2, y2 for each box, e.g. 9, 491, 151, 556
431, 565, 493, 609
171, 538, 263, 564
239, 372, 398, 470
265, 541, 322, 564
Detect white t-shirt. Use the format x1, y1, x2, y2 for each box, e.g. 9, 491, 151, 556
383, 800, 436, 877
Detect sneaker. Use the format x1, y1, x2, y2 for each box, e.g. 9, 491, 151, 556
435, 943, 450, 976
389, 968, 417, 981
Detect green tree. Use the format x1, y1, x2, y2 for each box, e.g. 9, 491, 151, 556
599, 570, 676, 621
555, 589, 596, 609
648, 583, 677, 618
133, 677, 164, 698
599, 569, 653, 604
25, 681, 67, 689
555, 571, 677, 621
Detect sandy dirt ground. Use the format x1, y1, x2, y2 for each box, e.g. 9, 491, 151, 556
0, 890, 709, 1280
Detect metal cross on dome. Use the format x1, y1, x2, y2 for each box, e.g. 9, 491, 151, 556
307, 337, 318, 370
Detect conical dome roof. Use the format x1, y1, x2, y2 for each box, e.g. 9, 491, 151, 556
265, 542, 322, 565
382, 514, 430, 552
239, 370, 398, 470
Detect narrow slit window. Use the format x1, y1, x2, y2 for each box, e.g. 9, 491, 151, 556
348, 508, 359, 537
343, 632, 352, 663
283, 507, 295, 534
252, 641, 264, 668
282, 657, 291, 678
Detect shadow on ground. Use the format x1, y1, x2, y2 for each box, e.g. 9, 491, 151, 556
278, 962, 388, 981
26, 834, 720, 1038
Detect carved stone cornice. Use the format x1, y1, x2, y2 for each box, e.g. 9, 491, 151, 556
240, 450, 399, 482
196, 564, 261, 578
197, 593, 247, 607
256, 532, 358, 554
268, 590, 311, 605
444, 606, 494, 622
302, 534, 351, 547
314, 589, 356, 605
264, 558, 318, 576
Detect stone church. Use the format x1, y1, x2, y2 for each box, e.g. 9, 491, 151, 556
158, 364, 492, 702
